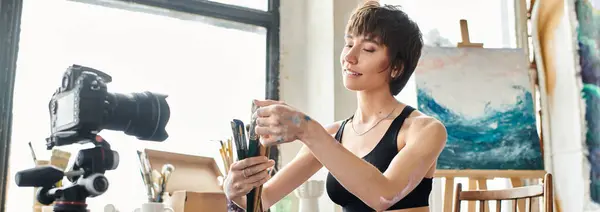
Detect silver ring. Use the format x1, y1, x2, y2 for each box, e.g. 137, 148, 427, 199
242, 169, 248, 178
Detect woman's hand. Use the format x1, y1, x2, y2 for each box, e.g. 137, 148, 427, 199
223, 156, 275, 200
253, 99, 314, 146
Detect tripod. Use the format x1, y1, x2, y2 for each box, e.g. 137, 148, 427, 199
15, 135, 119, 212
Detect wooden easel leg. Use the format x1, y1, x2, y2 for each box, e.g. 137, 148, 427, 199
444, 177, 455, 212
511, 178, 526, 212
468, 179, 477, 212
476, 178, 490, 212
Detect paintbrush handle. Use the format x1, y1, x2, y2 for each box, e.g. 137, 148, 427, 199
231, 120, 248, 160
246, 186, 257, 212
251, 146, 270, 212
253, 186, 264, 212
137, 151, 156, 202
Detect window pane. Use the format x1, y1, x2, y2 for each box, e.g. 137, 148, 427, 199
6, 1, 266, 212
209, 0, 268, 11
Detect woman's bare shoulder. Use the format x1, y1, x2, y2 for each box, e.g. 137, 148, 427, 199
324, 120, 345, 136
403, 109, 447, 145
405, 108, 443, 126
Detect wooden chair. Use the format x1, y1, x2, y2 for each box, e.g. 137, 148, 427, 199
453, 173, 553, 212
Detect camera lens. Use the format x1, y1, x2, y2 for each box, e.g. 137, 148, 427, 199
103, 91, 170, 141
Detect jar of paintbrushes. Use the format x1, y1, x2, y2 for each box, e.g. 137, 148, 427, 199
136, 150, 176, 212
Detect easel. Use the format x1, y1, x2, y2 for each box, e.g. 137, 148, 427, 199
436, 19, 547, 212
456, 19, 483, 48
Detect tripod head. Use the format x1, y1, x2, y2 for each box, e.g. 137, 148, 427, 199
15, 135, 119, 212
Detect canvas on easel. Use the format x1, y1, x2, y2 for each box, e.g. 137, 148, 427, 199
414, 19, 546, 212
415, 46, 543, 170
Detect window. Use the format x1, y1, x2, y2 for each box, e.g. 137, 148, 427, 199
2, 0, 279, 212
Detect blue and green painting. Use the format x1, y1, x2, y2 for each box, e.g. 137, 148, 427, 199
575, 0, 600, 203
414, 47, 544, 170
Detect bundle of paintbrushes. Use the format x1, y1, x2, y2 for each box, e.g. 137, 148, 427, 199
136, 151, 176, 203
217, 138, 234, 175
229, 102, 271, 212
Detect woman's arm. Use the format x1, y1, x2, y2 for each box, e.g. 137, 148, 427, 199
301, 116, 446, 211
231, 121, 341, 210
260, 145, 320, 208
261, 121, 341, 208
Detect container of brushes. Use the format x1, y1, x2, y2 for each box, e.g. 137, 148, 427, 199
143, 148, 227, 212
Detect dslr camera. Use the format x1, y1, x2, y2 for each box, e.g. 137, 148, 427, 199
47, 64, 170, 148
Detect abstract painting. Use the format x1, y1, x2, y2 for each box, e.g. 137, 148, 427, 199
415, 47, 544, 170
575, 0, 600, 203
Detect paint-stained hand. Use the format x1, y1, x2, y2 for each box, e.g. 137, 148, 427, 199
253, 99, 314, 146
224, 156, 274, 200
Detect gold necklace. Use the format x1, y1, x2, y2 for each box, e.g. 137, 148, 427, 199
350, 106, 398, 136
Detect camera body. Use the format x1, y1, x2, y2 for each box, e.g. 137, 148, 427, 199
47, 64, 170, 149
48, 65, 112, 147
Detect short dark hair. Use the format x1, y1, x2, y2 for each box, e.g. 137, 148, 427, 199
346, 1, 423, 96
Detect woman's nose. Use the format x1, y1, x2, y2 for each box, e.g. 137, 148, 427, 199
344, 49, 358, 65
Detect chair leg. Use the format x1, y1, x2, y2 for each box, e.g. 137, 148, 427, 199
453, 183, 463, 212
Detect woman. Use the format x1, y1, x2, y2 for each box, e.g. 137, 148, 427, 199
224, 1, 447, 212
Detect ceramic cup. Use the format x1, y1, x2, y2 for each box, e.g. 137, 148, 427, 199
133, 202, 174, 212
104, 204, 119, 212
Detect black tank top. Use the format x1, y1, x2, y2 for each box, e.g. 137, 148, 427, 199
325, 105, 433, 211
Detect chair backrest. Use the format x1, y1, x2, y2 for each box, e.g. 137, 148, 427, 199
453, 173, 553, 212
